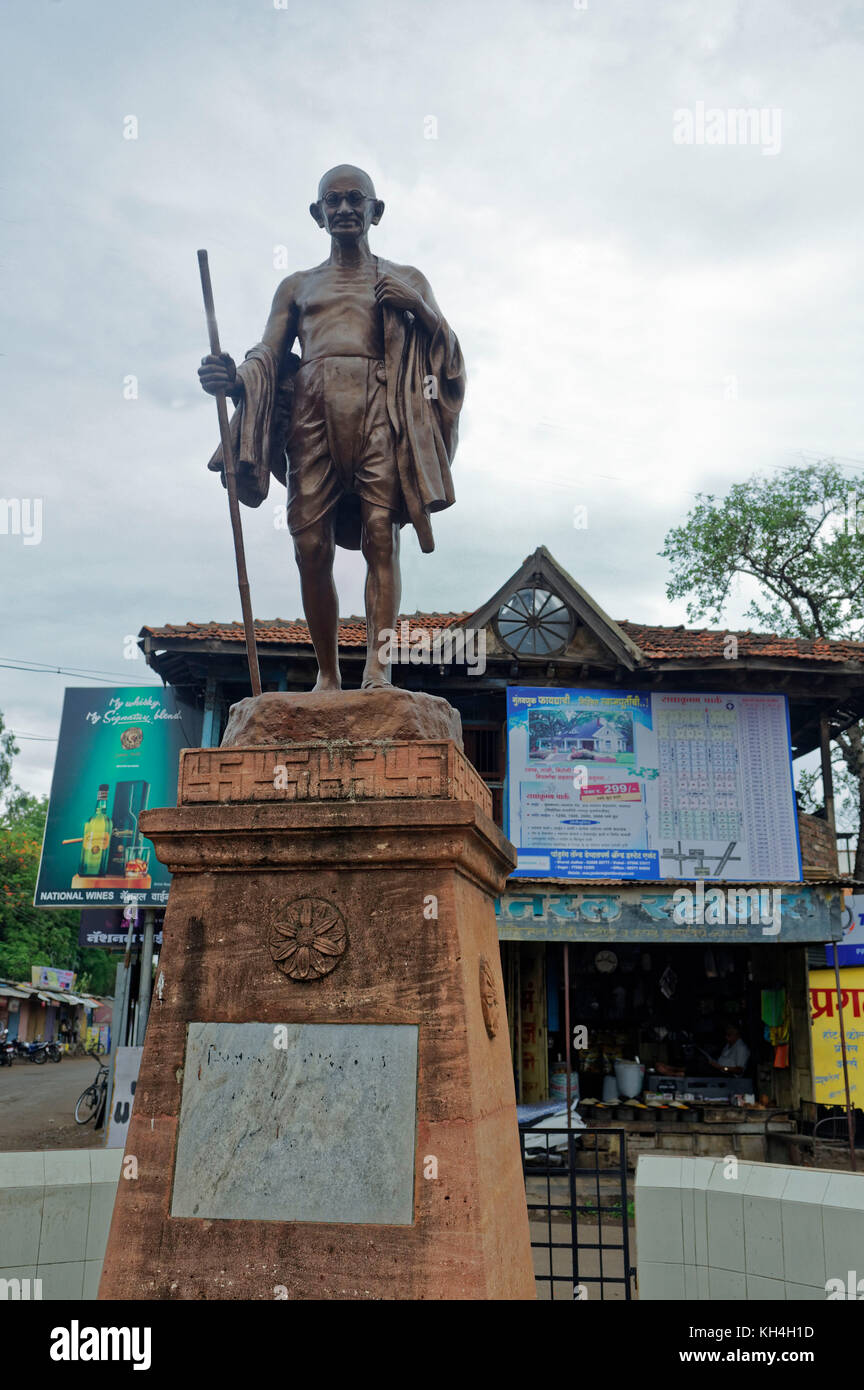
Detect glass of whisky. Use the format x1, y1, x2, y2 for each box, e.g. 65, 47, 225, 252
124, 846, 151, 879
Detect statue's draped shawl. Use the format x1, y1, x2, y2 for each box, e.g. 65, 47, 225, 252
207, 260, 465, 553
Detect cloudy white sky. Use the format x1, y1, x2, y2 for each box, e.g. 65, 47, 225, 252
3, 0, 863, 796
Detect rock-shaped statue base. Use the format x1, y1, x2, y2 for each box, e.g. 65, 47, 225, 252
221, 688, 463, 749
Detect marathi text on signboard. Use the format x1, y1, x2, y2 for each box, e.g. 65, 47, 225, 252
78, 909, 164, 950
810, 967, 864, 1107
506, 688, 801, 881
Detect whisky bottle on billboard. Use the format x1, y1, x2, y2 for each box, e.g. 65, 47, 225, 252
107, 780, 150, 878
78, 785, 113, 877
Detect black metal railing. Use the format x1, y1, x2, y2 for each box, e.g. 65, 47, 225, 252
520, 1125, 636, 1301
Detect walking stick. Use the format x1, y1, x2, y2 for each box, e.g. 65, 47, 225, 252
197, 249, 262, 697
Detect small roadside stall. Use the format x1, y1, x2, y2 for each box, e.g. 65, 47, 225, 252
0, 975, 106, 1048
499, 876, 843, 1166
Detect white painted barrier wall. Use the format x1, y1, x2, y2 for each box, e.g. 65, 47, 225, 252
636, 1154, 864, 1300
0, 1150, 122, 1300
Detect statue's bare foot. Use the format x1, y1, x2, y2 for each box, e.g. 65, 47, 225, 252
361, 670, 393, 691
311, 676, 342, 694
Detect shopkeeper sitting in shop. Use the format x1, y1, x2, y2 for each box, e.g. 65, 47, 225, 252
656, 1023, 751, 1078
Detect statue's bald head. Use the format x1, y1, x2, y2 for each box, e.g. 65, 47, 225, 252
310, 165, 384, 236
317, 165, 376, 200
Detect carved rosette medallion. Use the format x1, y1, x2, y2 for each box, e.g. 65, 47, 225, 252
479, 956, 499, 1038
269, 897, 348, 982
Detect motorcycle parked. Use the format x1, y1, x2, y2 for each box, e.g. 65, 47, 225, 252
1, 1035, 61, 1064
28, 1040, 61, 1065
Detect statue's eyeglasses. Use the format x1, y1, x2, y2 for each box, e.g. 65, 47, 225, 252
321, 190, 374, 209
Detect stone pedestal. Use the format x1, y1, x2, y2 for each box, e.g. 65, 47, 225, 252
99, 723, 535, 1300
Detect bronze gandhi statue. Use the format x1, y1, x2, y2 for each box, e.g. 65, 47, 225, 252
198, 165, 466, 692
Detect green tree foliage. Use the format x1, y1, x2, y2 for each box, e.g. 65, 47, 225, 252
661, 460, 864, 870
662, 462, 864, 639
0, 739, 115, 995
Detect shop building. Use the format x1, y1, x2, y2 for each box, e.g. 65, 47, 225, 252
0, 978, 103, 1045
138, 546, 861, 1161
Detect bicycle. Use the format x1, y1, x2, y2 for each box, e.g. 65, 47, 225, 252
75, 1062, 109, 1125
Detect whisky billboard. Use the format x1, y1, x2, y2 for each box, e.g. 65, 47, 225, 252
34, 687, 202, 909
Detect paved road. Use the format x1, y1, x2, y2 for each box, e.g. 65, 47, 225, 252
0, 1056, 107, 1150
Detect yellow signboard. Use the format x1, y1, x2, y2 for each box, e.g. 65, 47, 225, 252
810, 967, 864, 1107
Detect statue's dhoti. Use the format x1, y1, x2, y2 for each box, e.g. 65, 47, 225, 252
286, 355, 401, 537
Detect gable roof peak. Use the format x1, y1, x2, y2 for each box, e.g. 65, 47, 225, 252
464, 545, 644, 670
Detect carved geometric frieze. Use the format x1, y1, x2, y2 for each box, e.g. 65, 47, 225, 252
178, 740, 492, 816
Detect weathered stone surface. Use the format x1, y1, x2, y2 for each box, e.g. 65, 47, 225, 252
99, 737, 534, 1302
221, 688, 463, 749
171, 1022, 418, 1225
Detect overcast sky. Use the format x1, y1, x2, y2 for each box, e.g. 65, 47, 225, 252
3, 0, 863, 796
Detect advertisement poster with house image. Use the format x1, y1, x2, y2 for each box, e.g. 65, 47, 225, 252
34, 686, 202, 909
507, 688, 802, 881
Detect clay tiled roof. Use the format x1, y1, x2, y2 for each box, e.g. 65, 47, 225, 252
141, 615, 864, 665
617, 622, 864, 665
142, 614, 470, 650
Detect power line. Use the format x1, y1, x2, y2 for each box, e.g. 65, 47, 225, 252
0, 657, 161, 685
9, 732, 57, 742
0, 655, 155, 678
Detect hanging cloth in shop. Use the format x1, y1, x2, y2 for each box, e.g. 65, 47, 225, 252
762, 987, 790, 1067
761, 988, 785, 1028
772, 1043, 790, 1069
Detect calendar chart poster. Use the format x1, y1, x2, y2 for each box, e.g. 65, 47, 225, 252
506, 688, 802, 882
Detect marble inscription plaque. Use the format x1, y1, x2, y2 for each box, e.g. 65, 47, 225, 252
171, 1021, 419, 1225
